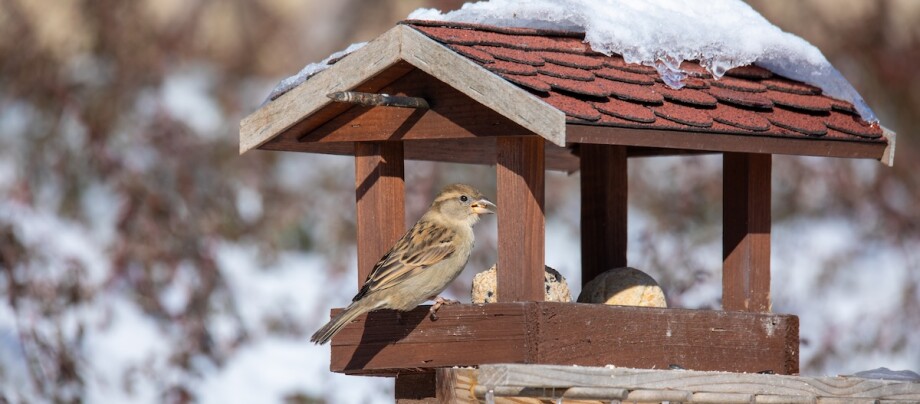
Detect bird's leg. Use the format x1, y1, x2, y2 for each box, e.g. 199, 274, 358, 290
428, 296, 458, 320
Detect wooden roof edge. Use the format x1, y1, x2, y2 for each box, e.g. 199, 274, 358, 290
239, 25, 567, 155
881, 125, 896, 167
239, 26, 404, 154
397, 26, 566, 146
566, 123, 888, 161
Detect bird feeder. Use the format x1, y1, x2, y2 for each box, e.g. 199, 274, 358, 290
240, 20, 894, 400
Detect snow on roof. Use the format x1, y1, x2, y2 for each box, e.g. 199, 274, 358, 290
401, 20, 884, 143
408, 0, 877, 123
266, 42, 367, 102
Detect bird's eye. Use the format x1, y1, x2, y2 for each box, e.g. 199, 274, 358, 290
460, 195, 469, 202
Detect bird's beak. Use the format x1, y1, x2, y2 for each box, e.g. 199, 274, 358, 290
471, 198, 496, 215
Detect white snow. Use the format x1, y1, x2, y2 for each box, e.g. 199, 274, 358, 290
161, 67, 224, 137
408, 0, 877, 122
270, 1, 878, 122
266, 42, 367, 102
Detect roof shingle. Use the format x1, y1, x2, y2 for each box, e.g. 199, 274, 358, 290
403, 20, 884, 144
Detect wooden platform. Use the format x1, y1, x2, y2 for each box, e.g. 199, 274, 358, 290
329, 302, 799, 376
432, 364, 920, 403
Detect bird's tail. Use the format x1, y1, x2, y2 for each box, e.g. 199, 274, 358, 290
311, 298, 379, 345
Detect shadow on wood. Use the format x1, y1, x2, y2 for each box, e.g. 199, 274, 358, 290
342, 309, 427, 372
329, 302, 799, 376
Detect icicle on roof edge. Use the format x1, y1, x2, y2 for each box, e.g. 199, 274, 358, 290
408, 0, 877, 123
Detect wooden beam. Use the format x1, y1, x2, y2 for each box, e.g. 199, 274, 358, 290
298, 69, 535, 144
579, 144, 627, 286
722, 153, 772, 312
567, 124, 887, 161
329, 302, 799, 375
261, 137, 582, 173
626, 146, 717, 158
240, 25, 567, 153
330, 303, 529, 374
496, 136, 546, 302
355, 142, 405, 288
473, 364, 920, 402
531, 303, 796, 373
240, 27, 405, 153
395, 372, 437, 404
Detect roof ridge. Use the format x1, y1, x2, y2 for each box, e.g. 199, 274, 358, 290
400, 19, 586, 39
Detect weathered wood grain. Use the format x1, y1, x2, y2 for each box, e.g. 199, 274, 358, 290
722, 152, 771, 312
299, 69, 535, 143
399, 27, 565, 146
354, 142, 405, 287
496, 136, 546, 302
532, 303, 797, 374
435, 368, 479, 404
329, 304, 529, 374
240, 28, 404, 153
329, 302, 798, 375
261, 136, 582, 172
579, 144, 627, 286
566, 124, 887, 161
477, 364, 920, 401
880, 125, 896, 167
241, 25, 567, 154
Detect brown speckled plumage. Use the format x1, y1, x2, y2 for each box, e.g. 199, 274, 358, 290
311, 184, 495, 344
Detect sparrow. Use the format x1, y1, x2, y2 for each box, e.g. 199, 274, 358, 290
311, 183, 496, 345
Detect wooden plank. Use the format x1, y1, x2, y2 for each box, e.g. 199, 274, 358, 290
628, 389, 693, 402
329, 304, 529, 374
880, 125, 896, 167
471, 385, 626, 401
478, 364, 920, 400
261, 137, 581, 172
722, 153, 771, 312
532, 303, 798, 374
395, 372, 437, 404
240, 27, 405, 153
400, 26, 566, 146
355, 142, 405, 287
566, 124, 887, 161
329, 302, 797, 375
691, 392, 755, 403
299, 70, 535, 143
756, 395, 817, 404
579, 144, 627, 286
436, 368, 479, 404
496, 136, 546, 302
627, 146, 718, 158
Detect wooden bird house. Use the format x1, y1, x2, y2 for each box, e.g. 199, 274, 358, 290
240, 20, 895, 399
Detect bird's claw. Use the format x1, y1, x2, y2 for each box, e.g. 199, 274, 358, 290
428, 296, 458, 321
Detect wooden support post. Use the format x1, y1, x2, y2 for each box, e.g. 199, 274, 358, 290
496, 136, 546, 302
395, 372, 437, 403
722, 152, 771, 312
579, 144, 628, 286
354, 141, 405, 288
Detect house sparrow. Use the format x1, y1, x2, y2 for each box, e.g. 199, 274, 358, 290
311, 184, 496, 345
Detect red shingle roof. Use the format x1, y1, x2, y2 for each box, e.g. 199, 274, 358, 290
402, 20, 884, 142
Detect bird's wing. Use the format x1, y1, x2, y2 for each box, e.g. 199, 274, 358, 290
353, 220, 457, 301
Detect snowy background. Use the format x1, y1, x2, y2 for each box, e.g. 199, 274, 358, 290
1, 0, 918, 402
